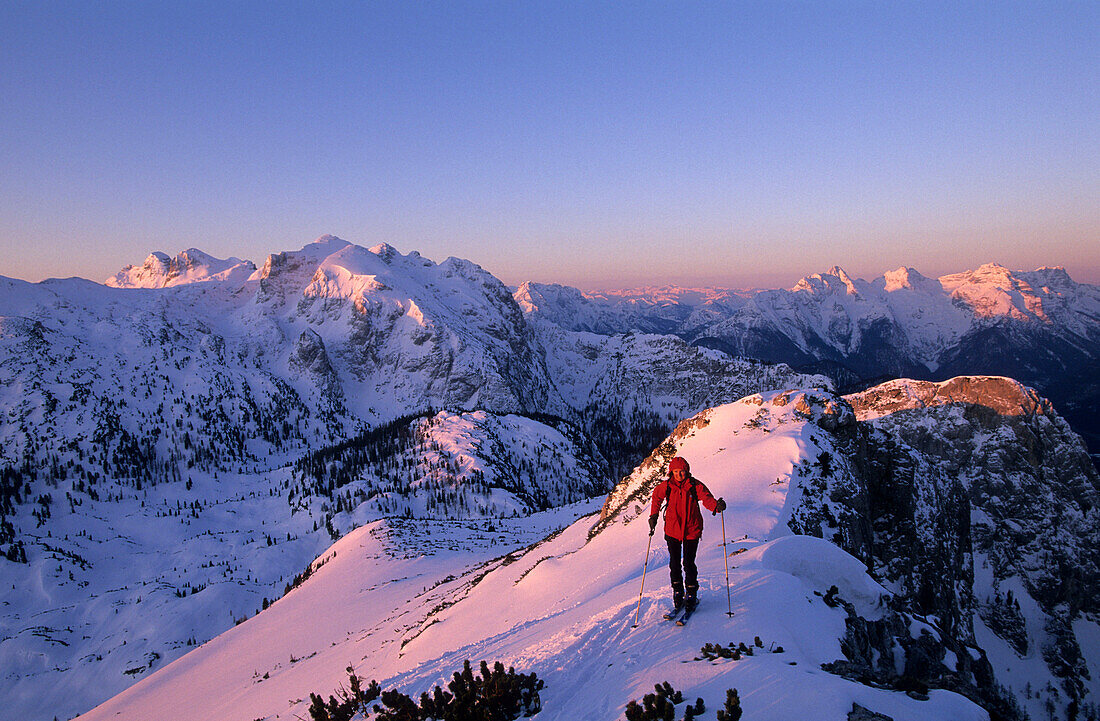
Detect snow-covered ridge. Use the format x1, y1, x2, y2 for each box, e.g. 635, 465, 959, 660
938, 263, 1079, 322
106, 248, 256, 288
78, 386, 1003, 721
291, 410, 609, 519
521, 263, 1100, 360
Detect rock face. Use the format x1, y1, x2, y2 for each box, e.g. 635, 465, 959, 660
846, 377, 1100, 715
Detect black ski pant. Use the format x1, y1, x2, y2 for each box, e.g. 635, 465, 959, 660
665, 535, 700, 595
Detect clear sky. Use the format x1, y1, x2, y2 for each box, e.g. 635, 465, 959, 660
1, 1, 1097, 290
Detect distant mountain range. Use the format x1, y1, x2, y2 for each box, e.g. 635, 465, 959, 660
99, 237, 1100, 455
518, 263, 1100, 457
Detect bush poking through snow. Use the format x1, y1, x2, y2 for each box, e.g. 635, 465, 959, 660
715, 689, 742, 721
307, 660, 543, 721
696, 638, 784, 661
683, 698, 705, 721
622, 682, 745, 721
623, 681, 684, 720
309, 669, 382, 721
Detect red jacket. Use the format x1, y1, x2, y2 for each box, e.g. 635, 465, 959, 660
650, 475, 719, 541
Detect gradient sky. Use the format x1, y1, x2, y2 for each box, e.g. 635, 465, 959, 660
1, 1, 1097, 290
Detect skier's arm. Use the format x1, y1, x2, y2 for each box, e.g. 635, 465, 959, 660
648, 482, 666, 535
695, 480, 724, 514
649, 481, 667, 519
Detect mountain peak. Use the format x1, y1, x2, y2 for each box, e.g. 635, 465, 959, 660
1025, 265, 1076, 291
106, 249, 255, 288
794, 266, 860, 296
311, 234, 350, 248
882, 266, 936, 292
296, 234, 353, 259
368, 242, 399, 263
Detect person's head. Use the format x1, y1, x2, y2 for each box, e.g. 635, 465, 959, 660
668, 456, 689, 482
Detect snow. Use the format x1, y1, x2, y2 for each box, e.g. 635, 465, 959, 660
969, 552, 1085, 721
741, 536, 888, 620
75, 392, 989, 721
1073, 617, 1100, 702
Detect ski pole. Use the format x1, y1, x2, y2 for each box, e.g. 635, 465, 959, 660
721, 510, 733, 617
632, 530, 654, 628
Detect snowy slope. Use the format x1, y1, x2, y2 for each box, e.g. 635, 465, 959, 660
0, 410, 604, 721
78, 390, 1001, 721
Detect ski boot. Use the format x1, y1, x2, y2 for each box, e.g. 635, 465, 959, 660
685, 583, 699, 612
671, 581, 685, 610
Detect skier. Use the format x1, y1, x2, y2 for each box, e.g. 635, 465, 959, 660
648, 456, 725, 614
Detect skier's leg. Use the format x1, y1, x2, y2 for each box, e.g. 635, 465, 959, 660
665, 536, 685, 608
683, 538, 700, 607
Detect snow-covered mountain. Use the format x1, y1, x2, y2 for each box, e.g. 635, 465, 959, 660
0, 237, 819, 500
76, 379, 1100, 721
106, 248, 257, 288
520, 265, 1100, 456
0, 236, 822, 720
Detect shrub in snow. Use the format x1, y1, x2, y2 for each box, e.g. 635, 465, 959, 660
308, 668, 382, 721
979, 590, 1028, 656
715, 688, 742, 721
308, 660, 542, 721
683, 698, 705, 721
623, 681, 684, 721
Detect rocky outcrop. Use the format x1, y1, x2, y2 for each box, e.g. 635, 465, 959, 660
847, 376, 1100, 715
825, 595, 1024, 721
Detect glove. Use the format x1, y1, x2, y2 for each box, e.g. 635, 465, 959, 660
714, 498, 727, 514
648, 514, 658, 536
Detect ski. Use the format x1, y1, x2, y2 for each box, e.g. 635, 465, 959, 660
676, 603, 698, 626
663, 607, 685, 622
